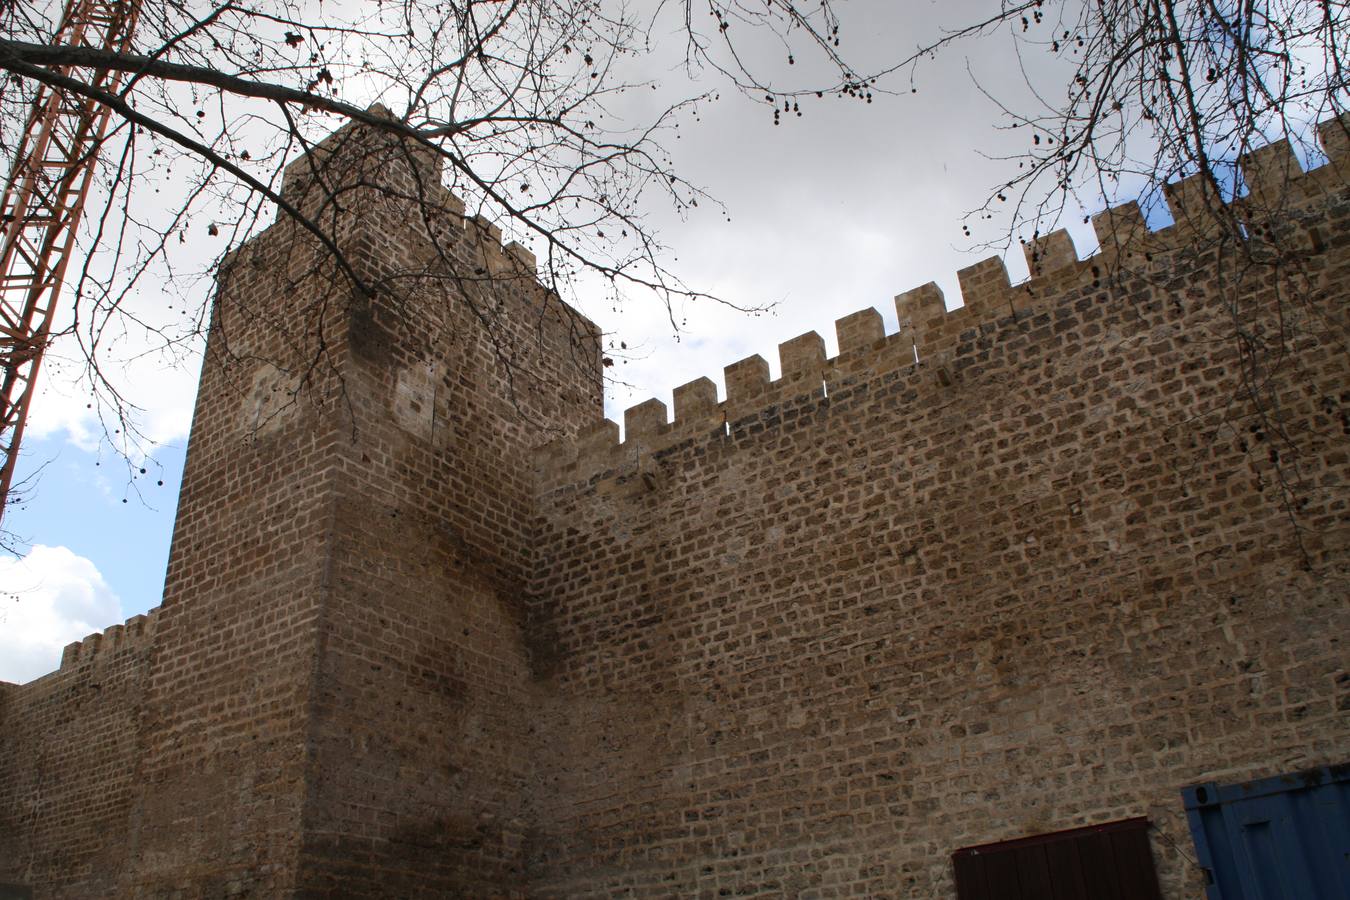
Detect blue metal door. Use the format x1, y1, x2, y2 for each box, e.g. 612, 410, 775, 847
1182, 764, 1350, 900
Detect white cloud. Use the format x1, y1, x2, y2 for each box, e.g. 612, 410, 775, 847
22, 326, 202, 456
0, 545, 123, 684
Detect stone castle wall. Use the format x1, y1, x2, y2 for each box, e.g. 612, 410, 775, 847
0, 613, 157, 895
522, 124, 1350, 894
0, 113, 1346, 897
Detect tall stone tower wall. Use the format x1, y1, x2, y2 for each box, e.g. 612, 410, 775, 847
2, 116, 603, 895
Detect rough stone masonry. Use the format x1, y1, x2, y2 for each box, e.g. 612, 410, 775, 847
1, 112, 1346, 898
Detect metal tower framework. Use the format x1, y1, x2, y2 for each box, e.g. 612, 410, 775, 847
0, 0, 141, 519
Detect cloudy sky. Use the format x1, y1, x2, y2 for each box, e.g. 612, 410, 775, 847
0, 1, 1124, 682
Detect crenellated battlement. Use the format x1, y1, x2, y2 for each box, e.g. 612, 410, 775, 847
56, 607, 160, 672
269, 104, 548, 290
535, 113, 1350, 492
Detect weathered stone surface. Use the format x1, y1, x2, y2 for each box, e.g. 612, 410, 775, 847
1, 114, 1346, 898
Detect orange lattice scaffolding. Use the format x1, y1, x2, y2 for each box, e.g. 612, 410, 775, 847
0, 0, 141, 520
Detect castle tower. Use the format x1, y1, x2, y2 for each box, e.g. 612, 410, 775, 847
129, 114, 601, 894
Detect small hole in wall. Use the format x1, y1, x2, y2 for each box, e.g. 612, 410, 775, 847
722, 415, 730, 438
821, 378, 829, 399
